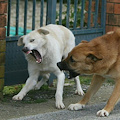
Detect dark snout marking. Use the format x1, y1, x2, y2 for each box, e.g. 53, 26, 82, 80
57, 62, 63, 71
57, 61, 80, 79
57, 61, 69, 71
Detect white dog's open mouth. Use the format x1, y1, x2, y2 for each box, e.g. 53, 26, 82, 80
26, 50, 42, 63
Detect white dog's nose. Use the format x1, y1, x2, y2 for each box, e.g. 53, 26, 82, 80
22, 47, 29, 53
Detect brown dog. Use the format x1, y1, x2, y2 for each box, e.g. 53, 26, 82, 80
57, 29, 120, 117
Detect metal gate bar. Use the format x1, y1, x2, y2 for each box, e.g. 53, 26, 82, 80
59, 0, 63, 25
80, 0, 85, 29
101, 0, 106, 34
40, 0, 44, 27
32, 0, 36, 30
73, 0, 78, 29
94, 0, 99, 27
24, 0, 28, 35
66, 0, 70, 28
87, 0, 92, 28
16, 0, 19, 35
7, 0, 11, 36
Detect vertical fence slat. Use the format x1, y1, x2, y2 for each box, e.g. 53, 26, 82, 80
66, 0, 70, 28
32, 0, 36, 30
24, 0, 28, 35
101, 0, 106, 34
94, 0, 99, 28
87, 0, 92, 28
16, 0, 19, 35
40, 0, 44, 27
73, 0, 78, 29
80, 0, 85, 29
59, 0, 63, 25
7, 0, 11, 36
46, 0, 56, 24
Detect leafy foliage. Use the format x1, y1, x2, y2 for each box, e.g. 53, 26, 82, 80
56, 3, 87, 28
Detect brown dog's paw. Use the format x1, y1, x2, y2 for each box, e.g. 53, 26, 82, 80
97, 109, 109, 117
68, 103, 85, 111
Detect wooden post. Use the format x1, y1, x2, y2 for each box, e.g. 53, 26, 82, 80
0, 0, 7, 100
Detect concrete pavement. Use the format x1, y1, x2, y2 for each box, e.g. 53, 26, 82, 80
9, 102, 120, 120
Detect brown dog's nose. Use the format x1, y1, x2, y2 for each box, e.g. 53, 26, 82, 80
57, 62, 63, 71
57, 61, 69, 71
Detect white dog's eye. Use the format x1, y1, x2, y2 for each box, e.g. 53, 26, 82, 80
30, 39, 35, 42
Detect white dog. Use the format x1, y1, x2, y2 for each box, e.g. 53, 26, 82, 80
12, 24, 84, 109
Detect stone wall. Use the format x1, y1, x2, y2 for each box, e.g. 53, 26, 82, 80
85, 0, 102, 27
0, 0, 7, 99
106, 0, 120, 32
85, 0, 120, 33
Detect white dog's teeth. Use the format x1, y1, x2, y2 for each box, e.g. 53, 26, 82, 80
27, 51, 32, 55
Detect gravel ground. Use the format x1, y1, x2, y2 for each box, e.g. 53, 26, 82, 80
9, 102, 120, 120
0, 83, 116, 120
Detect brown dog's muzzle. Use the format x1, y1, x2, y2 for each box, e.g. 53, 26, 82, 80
57, 61, 68, 71
57, 61, 80, 79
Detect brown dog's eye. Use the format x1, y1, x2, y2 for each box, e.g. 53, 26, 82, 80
70, 56, 75, 62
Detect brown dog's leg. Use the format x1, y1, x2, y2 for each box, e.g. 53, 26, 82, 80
68, 75, 105, 110
80, 75, 105, 105
97, 79, 120, 116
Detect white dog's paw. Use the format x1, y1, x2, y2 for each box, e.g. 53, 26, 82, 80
34, 84, 40, 90
75, 89, 84, 96
56, 100, 65, 109
97, 109, 109, 117
68, 103, 85, 111
12, 94, 24, 100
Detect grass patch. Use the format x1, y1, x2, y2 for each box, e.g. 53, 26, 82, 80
2, 76, 114, 104
80, 76, 92, 85
106, 79, 115, 85
3, 84, 49, 96
3, 84, 50, 104
3, 84, 24, 96
79, 75, 115, 85
22, 98, 47, 104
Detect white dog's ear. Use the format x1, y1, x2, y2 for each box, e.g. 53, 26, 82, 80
37, 29, 49, 35
17, 36, 24, 46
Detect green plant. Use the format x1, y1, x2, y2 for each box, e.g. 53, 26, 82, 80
56, 3, 87, 28
3, 84, 24, 96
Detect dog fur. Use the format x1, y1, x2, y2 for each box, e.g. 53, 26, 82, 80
12, 24, 84, 109
57, 28, 120, 116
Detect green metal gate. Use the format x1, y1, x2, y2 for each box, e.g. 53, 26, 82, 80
5, 0, 106, 86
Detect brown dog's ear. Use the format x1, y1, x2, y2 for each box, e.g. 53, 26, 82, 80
17, 36, 24, 46
81, 40, 89, 43
114, 28, 120, 37
87, 53, 102, 62
37, 29, 49, 35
